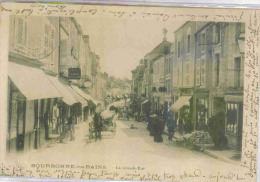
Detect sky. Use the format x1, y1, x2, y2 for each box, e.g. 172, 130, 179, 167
76, 17, 184, 79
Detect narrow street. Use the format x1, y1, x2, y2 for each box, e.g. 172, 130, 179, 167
15, 117, 244, 176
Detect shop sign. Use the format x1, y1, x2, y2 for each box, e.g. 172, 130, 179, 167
68, 68, 81, 79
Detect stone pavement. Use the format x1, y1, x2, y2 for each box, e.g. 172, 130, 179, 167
139, 120, 241, 165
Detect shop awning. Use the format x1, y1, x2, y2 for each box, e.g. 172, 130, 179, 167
170, 96, 192, 111
107, 100, 125, 108
8, 62, 62, 100
48, 76, 78, 106
71, 85, 100, 106
71, 85, 92, 101
65, 86, 88, 107
141, 100, 149, 105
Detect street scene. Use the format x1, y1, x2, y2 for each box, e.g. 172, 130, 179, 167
6, 15, 245, 173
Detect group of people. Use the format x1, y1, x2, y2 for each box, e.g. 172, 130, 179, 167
147, 109, 175, 143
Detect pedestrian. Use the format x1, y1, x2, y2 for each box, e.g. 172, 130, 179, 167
178, 117, 184, 135
149, 114, 156, 136
68, 115, 75, 141
153, 114, 163, 143
166, 111, 174, 141
93, 110, 103, 141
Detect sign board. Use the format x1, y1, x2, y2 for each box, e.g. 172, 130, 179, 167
68, 68, 81, 79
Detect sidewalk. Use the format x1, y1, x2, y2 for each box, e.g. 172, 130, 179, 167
139, 120, 241, 165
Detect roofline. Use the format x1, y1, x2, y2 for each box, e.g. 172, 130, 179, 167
174, 21, 191, 34
195, 22, 214, 35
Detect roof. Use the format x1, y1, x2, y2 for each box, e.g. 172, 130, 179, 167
145, 40, 172, 61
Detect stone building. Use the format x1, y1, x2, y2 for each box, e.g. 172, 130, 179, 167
195, 22, 245, 150
171, 21, 245, 150
7, 16, 63, 153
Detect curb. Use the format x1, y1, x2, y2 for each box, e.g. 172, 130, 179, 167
203, 149, 240, 165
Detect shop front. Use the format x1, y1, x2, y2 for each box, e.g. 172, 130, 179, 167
170, 95, 193, 133
195, 93, 209, 131
7, 62, 62, 153
224, 95, 243, 151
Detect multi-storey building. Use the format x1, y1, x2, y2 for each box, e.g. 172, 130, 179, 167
172, 21, 207, 129
7, 16, 103, 154
7, 16, 63, 153
164, 45, 174, 111
172, 21, 245, 150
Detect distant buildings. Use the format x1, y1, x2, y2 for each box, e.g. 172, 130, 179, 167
131, 21, 245, 151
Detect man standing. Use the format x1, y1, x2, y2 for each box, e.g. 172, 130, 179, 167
166, 111, 175, 141
93, 110, 103, 141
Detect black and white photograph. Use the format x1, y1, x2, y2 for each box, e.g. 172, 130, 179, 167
0, 3, 259, 182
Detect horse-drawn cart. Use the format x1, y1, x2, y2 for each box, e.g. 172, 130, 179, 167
101, 110, 116, 133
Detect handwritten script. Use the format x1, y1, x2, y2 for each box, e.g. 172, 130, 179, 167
0, 3, 259, 182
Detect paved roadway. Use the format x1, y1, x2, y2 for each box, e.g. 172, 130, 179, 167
12, 116, 246, 180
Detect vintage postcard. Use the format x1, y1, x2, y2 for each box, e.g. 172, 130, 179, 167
0, 2, 259, 182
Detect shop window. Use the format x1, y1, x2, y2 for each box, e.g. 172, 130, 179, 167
196, 98, 208, 130
226, 103, 238, 135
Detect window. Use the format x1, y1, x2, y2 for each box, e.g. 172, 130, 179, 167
167, 58, 171, 74
177, 68, 180, 86
186, 63, 189, 85
168, 58, 171, 74
215, 54, 220, 86
196, 59, 201, 85
234, 57, 241, 88
178, 41, 180, 58
187, 35, 191, 53
235, 23, 242, 41
215, 23, 221, 44
201, 59, 206, 85
17, 18, 24, 44
226, 103, 238, 135
16, 17, 27, 46
201, 33, 206, 51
